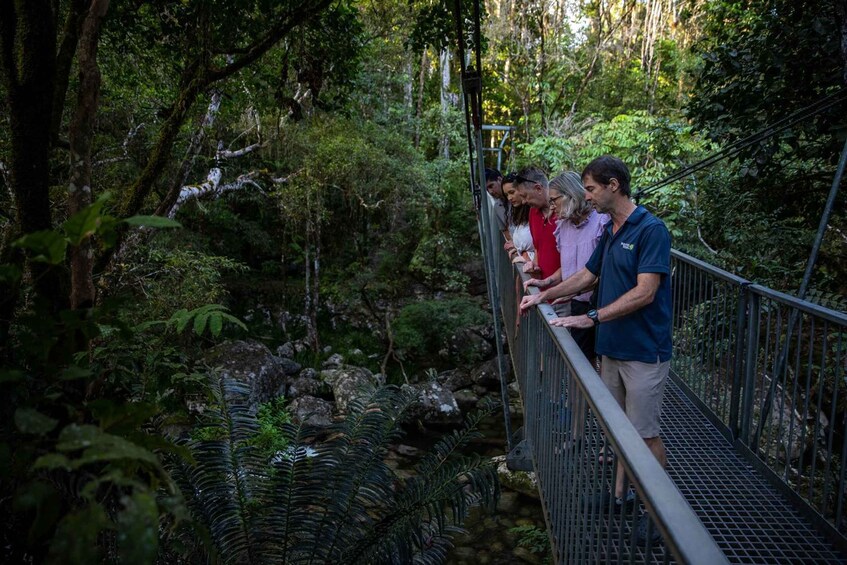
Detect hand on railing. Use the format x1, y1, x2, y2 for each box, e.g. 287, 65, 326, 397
519, 293, 543, 315
549, 315, 592, 328
523, 277, 543, 291
522, 261, 541, 275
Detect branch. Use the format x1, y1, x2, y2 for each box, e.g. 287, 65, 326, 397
93, 122, 145, 167
697, 226, 719, 255
154, 89, 223, 217
168, 169, 266, 218
217, 141, 264, 159
207, 0, 335, 83
51, 0, 88, 145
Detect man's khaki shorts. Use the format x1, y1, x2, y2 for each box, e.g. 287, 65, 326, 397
600, 356, 669, 438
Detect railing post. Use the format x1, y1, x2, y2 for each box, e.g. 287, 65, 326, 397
739, 290, 760, 446
729, 282, 750, 440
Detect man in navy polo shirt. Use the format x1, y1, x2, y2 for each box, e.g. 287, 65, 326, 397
519, 155, 671, 546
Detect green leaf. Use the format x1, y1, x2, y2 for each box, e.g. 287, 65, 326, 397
123, 215, 182, 229
193, 311, 209, 335
15, 408, 59, 435
0, 263, 22, 284
208, 312, 223, 336
47, 504, 111, 564
13, 481, 61, 545
56, 424, 161, 468
117, 491, 159, 564
171, 309, 191, 333
33, 453, 72, 471
13, 230, 68, 265
62, 198, 106, 246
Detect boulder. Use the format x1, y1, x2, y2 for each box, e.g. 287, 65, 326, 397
491, 455, 539, 499
437, 368, 473, 392
454, 389, 481, 411
203, 340, 287, 408
278, 357, 302, 376
321, 366, 379, 413
449, 327, 494, 364
288, 395, 334, 427
471, 355, 511, 387
496, 491, 520, 514
287, 374, 332, 400
401, 382, 463, 425
322, 353, 344, 369
276, 342, 295, 359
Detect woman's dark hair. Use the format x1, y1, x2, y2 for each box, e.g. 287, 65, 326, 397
510, 203, 530, 226
582, 155, 631, 197
485, 167, 502, 182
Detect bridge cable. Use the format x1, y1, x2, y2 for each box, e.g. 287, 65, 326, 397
453, 0, 515, 451
635, 86, 847, 200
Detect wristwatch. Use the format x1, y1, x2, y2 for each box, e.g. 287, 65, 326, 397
587, 309, 600, 325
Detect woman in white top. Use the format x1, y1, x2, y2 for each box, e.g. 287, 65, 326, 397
502, 173, 535, 264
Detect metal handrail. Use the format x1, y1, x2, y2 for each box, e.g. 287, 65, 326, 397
536, 298, 727, 564
484, 193, 727, 564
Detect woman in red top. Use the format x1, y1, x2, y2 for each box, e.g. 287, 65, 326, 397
514, 167, 560, 284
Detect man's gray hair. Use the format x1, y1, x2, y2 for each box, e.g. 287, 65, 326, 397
549, 171, 592, 221
516, 166, 548, 190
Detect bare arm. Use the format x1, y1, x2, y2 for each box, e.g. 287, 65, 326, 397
550, 272, 661, 328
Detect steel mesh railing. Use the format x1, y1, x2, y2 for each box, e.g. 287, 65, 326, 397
483, 196, 726, 564
669, 250, 847, 539
742, 284, 847, 535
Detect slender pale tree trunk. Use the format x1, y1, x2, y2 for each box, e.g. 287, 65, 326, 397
439, 48, 451, 159
538, 5, 547, 131
415, 49, 427, 149
156, 90, 223, 217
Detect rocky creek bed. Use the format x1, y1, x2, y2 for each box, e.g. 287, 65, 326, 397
202, 337, 550, 564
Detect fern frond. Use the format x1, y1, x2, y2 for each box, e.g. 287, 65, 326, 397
262, 418, 327, 563
172, 377, 269, 564
308, 385, 416, 562
415, 404, 494, 478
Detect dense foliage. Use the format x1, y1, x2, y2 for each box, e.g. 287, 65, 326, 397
0, 0, 845, 562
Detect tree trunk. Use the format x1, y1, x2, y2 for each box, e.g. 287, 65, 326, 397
68, 0, 110, 311
840, 0, 847, 84
538, 6, 546, 131
155, 90, 223, 217
439, 48, 451, 159
311, 216, 321, 350
51, 0, 87, 145
0, 0, 66, 309
415, 49, 427, 149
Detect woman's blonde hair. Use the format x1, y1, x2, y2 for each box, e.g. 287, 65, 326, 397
549, 171, 592, 221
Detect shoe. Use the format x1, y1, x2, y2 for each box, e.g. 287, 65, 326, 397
582, 489, 635, 513
635, 513, 662, 546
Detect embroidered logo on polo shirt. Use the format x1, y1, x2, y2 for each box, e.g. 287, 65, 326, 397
620, 242, 634, 251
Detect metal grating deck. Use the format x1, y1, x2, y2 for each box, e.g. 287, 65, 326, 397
661, 378, 846, 564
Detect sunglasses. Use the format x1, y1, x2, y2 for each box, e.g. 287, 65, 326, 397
503, 172, 534, 185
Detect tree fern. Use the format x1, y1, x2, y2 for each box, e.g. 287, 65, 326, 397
168, 378, 500, 564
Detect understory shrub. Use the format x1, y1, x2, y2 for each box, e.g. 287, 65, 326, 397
393, 298, 489, 363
